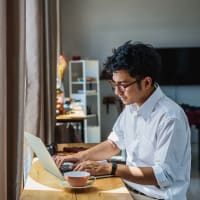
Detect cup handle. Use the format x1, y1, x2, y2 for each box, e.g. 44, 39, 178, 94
88, 176, 96, 185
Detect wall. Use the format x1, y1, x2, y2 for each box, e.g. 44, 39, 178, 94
60, 0, 200, 140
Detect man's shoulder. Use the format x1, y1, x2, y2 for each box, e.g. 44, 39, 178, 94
157, 96, 185, 119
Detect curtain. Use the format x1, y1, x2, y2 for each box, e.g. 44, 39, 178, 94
0, 0, 57, 199
6, 0, 26, 199
42, 0, 57, 144
23, 0, 57, 183
25, 0, 57, 143
0, 0, 7, 199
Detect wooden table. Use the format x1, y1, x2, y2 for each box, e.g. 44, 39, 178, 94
20, 159, 132, 200
56, 109, 86, 121
56, 109, 86, 142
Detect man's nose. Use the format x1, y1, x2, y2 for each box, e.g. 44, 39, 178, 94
115, 87, 123, 96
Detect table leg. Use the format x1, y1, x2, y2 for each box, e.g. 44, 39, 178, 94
81, 120, 84, 142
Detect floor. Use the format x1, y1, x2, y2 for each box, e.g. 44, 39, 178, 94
187, 143, 200, 200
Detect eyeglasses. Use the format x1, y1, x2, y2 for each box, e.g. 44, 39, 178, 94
108, 80, 138, 92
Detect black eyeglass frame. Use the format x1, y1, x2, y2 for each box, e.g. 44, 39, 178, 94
108, 79, 138, 91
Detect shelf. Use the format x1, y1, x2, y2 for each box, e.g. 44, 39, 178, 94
72, 81, 84, 84
86, 114, 97, 118
71, 81, 97, 84
86, 81, 97, 84
74, 90, 97, 95
69, 60, 101, 143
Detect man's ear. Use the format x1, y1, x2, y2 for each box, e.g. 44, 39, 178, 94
143, 76, 153, 88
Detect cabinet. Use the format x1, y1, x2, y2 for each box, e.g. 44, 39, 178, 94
69, 60, 101, 143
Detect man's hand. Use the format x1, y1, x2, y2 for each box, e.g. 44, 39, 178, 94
54, 154, 79, 168
73, 160, 112, 176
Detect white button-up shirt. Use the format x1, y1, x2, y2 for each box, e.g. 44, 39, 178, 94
108, 86, 191, 200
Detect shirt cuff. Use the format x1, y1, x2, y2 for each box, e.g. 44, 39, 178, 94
152, 164, 172, 188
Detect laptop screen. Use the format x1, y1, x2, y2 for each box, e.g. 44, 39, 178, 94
24, 132, 64, 180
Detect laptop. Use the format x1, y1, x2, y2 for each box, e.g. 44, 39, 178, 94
24, 132, 113, 180
24, 132, 65, 180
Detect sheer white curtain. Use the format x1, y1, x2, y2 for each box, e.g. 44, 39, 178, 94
25, 0, 57, 141
24, 0, 57, 182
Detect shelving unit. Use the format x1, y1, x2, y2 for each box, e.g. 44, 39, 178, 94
69, 60, 101, 143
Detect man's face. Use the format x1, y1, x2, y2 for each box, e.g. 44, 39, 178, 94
111, 70, 154, 106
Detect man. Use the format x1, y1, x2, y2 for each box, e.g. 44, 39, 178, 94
55, 41, 191, 200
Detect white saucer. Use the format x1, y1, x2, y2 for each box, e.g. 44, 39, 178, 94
60, 178, 95, 189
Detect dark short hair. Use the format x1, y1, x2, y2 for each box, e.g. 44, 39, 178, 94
103, 41, 162, 83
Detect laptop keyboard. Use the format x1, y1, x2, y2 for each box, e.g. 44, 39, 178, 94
60, 162, 73, 173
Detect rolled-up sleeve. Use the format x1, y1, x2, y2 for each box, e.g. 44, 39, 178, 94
153, 164, 174, 188
108, 130, 125, 150
107, 111, 126, 150
153, 116, 191, 189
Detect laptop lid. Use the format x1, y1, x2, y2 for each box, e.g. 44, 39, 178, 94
24, 132, 64, 180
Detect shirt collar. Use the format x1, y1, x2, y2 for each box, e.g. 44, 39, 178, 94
129, 84, 165, 120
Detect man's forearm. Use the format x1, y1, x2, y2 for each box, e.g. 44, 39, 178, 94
78, 140, 120, 161
116, 164, 159, 186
